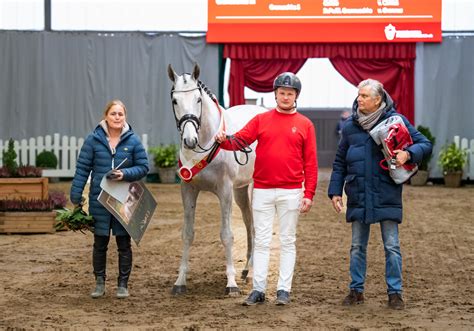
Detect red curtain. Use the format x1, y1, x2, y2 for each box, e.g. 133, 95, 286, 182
330, 57, 414, 123
224, 43, 416, 123
224, 43, 416, 60
229, 59, 306, 107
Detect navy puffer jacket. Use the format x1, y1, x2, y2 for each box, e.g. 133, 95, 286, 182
70, 124, 149, 236
328, 93, 432, 224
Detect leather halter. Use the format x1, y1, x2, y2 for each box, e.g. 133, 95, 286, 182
170, 86, 202, 135
169, 81, 227, 182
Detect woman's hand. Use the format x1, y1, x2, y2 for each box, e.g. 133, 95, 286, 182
393, 149, 410, 167
107, 170, 124, 181
331, 196, 344, 213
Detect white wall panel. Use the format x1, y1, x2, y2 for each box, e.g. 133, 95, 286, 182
442, 0, 474, 31
0, 0, 44, 30
51, 0, 207, 31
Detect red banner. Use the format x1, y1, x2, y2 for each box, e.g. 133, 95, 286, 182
207, 0, 441, 43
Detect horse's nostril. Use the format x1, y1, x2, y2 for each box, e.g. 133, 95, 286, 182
183, 138, 197, 149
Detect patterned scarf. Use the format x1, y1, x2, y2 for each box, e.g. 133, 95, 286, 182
357, 102, 386, 131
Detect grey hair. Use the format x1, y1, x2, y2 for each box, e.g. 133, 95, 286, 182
357, 79, 384, 98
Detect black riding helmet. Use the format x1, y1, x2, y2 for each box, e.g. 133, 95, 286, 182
273, 72, 302, 97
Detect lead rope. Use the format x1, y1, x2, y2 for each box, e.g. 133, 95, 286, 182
224, 135, 253, 166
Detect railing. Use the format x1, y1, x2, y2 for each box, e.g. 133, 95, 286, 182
0, 133, 149, 178
454, 135, 474, 180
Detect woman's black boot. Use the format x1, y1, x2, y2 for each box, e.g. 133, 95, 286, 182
91, 235, 110, 298
116, 235, 132, 298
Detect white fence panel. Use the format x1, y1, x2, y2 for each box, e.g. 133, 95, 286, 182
0, 133, 149, 178
454, 135, 474, 180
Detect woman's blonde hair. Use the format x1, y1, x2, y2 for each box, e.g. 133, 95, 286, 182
103, 99, 127, 119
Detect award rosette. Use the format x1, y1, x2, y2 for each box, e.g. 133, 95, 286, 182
178, 165, 193, 182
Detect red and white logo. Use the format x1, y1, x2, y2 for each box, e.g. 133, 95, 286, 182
384, 24, 397, 40
384, 23, 434, 41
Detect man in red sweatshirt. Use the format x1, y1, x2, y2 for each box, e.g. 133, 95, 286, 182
215, 72, 318, 306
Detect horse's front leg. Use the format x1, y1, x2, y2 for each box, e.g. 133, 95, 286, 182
172, 183, 199, 295
217, 182, 240, 296
233, 185, 253, 282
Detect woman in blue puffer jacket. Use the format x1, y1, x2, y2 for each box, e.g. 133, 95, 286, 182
328, 79, 432, 310
71, 99, 149, 299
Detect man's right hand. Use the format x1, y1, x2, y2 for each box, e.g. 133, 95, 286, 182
331, 195, 344, 213
214, 131, 227, 143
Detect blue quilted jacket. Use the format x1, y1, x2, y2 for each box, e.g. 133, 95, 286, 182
328, 93, 432, 224
70, 124, 149, 236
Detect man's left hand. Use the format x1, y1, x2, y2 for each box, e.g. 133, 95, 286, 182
300, 198, 313, 213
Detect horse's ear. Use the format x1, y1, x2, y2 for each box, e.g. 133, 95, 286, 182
168, 64, 178, 82
192, 63, 200, 80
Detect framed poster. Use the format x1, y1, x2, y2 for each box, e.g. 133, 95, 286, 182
98, 180, 157, 246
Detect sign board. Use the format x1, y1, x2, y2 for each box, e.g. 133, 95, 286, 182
99, 179, 157, 246
207, 0, 441, 43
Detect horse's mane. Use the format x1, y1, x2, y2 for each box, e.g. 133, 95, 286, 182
197, 80, 218, 104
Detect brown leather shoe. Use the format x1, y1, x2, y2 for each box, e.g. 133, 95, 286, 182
342, 289, 364, 306
388, 293, 405, 310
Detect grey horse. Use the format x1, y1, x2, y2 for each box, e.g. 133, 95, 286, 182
167, 63, 267, 295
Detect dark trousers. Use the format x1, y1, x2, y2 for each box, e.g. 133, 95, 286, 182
93, 234, 132, 287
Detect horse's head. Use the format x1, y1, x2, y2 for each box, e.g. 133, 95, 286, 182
168, 63, 202, 150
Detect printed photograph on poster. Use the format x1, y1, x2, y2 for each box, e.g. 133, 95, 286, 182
98, 180, 157, 246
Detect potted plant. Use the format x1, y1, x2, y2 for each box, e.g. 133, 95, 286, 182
36, 150, 59, 183
438, 142, 467, 187
36, 150, 58, 169
0, 190, 67, 233
149, 144, 179, 184
411, 125, 436, 186
0, 138, 48, 200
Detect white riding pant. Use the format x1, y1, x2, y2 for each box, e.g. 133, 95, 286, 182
252, 188, 302, 293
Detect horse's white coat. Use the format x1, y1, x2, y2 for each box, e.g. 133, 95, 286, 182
168, 64, 268, 294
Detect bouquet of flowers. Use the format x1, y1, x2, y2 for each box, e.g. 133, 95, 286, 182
55, 204, 94, 233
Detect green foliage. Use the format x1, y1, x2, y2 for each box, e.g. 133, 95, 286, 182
416, 125, 436, 171
55, 206, 94, 233
36, 150, 58, 169
2, 138, 18, 175
438, 142, 467, 173
149, 144, 179, 168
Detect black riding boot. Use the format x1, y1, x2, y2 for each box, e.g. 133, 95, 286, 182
116, 235, 132, 298
91, 235, 110, 298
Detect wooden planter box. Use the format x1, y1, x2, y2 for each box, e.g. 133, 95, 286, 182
0, 211, 56, 234
0, 177, 49, 200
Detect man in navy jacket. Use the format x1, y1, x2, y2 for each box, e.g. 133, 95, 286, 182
328, 79, 432, 309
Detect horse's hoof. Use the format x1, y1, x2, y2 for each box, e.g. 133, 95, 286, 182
241, 270, 249, 280
225, 287, 240, 296
171, 285, 187, 295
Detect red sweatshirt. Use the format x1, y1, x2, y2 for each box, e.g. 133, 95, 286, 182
220, 109, 318, 200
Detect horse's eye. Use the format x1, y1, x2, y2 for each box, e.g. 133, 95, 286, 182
172, 99, 177, 105
197, 97, 202, 103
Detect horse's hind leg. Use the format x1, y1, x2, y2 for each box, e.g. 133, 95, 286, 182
172, 183, 199, 295
234, 185, 254, 282
217, 182, 240, 296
